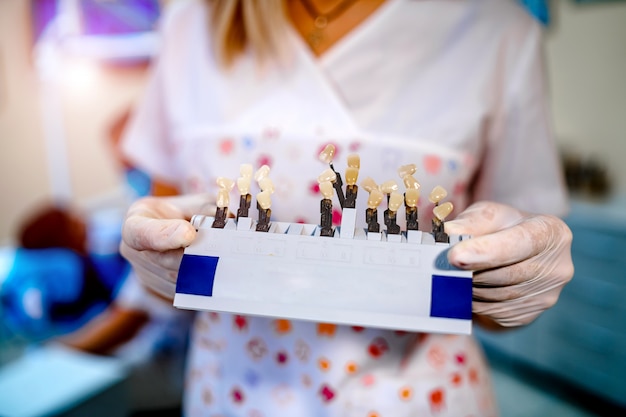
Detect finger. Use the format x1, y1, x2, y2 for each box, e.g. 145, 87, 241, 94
472, 270, 567, 301
447, 215, 557, 273
134, 268, 178, 301
127, 194, 215, 222
120, 244, 185, 283
166, 193, 216, 220
472, 287, 562, 326
139, 248, 186, 276
473, 287, 561, 317
122, 216, 196, 252
444, 201, 524, 236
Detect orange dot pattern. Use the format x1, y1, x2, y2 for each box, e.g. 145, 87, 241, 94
318, 357, 331, 372
399, 386, 413, 401
274, 319, 292, 334
345, 361, 358, 374
317, 323, 337, 337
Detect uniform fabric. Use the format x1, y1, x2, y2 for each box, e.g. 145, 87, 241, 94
122, 0, 567, 415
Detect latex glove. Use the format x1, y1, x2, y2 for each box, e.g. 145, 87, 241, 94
444, 201, 574, 328
119, 194, 215, 302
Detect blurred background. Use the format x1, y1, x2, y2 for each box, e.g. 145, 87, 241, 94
0, 0, 625, 416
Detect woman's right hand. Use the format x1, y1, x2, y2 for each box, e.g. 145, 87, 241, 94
119, 194, 215, 301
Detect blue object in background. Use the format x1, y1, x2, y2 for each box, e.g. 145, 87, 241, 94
126, 166, 152, 198
0, 248, 125, 341
519, 0, 550, 25
1, 248, 85, 339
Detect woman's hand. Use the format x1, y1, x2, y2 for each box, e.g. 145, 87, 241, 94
119, 194, 215, 302
444, 201, 574, 329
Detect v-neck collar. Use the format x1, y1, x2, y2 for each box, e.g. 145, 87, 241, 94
314, 0, 400, 65
283, 0, 400, 135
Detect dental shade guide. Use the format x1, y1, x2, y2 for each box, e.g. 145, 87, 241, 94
177, 150, 472, 335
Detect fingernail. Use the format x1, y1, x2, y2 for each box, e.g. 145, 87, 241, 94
174, 223, 196, 246
448, 246, 475, 268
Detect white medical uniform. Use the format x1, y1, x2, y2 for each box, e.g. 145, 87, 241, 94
122, 0, 568, 416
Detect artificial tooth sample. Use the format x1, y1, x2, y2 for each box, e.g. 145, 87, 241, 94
366, 188, 384, 233
256, 190, 272, 232
384, 191, 404, 235
212, 177, 234, 229
347, 154, 360, 169
433, 201, 453, 222
236, 165, 253, 220
402, 174, 420, 191
380, 180, 399, 195
397, 163, 416, 178
254, 165, 270, 183
237, 176, 252, 219
318, 143, 345, 207
318, 168, 338, 184
429, 186, 452, 243
319, 180, 334, 237
318, 144, 336, 164
361, 177, 379, 193
429, 185, 448, 205
240, 163, 253, 178
259, 177, 275, 194
344, 166, 359, 208
405, 188, 420, 231
216, 177, 235, 191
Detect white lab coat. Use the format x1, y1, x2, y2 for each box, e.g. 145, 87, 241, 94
122, 0, 567, 415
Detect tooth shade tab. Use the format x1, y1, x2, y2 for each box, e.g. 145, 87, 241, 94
405, 188, 419, 207
388, 191, 404, 211
259, 177, 275, 193
240, 164, 253, 178
257, 190, 272, 210
237, 177, 251, 194
318, 168, 337, 183
216, 189, 230, 208
397, 163, 416, 178
433, 201, 453, 221
380, 180, 399, 194
319, 144, 336, 164
319, 181, 334, 199
361, 177, 379, 193
254, 165, 271, 182
429, 185, 448, 204
347, 154, 360, 169
345, 167, 359, 185
403, 174, 420, 190
367, 189, 384, 209
216, 177, 235, 190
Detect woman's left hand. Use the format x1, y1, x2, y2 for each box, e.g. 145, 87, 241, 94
444, 201, 574, 329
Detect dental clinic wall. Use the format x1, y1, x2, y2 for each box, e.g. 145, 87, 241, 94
546, 0, 626, 201
0, 0, 625, 243
0, 0, 150, 243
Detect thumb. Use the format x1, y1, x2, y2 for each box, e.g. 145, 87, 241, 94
164, 193, 217, 220
122, 194, 215, 252
123, 216, 196, 252
444, 201, 524, 237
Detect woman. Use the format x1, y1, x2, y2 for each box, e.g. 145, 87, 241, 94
120, 0, 573, 415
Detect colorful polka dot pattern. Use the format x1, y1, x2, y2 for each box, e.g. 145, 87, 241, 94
180, 131, 492, 416
189, 132, 473, 235
185, 314, 497, 416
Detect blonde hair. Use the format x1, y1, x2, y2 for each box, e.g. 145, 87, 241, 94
208, 0, 289, 68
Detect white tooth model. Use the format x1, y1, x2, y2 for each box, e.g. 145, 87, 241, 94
174, 158, 472, 335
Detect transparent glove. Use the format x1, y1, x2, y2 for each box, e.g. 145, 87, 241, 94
119, 194, 215, 302
444, 201, 574, 328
